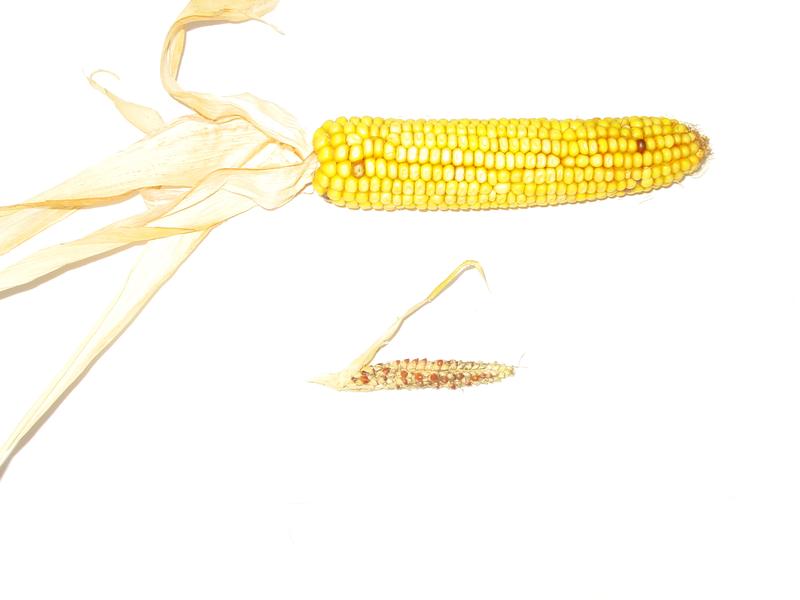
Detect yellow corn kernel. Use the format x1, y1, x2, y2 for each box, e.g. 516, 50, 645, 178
312, 117, 709, 210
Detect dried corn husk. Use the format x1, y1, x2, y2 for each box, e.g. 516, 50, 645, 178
312, 260, 509, 391
0, 0, 317, 476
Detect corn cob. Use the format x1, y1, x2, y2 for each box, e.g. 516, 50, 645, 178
341, 359, 514, 391
312, 116, 709, 210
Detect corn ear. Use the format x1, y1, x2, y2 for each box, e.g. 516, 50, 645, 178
313, 260, 514, 392
312, 116, 709, 210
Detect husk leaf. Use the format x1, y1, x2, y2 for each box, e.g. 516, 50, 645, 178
0, 230, 209, 477
0, 0, 316, 476
87, 70, 167, 135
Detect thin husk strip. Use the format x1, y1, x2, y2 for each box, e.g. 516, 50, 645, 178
0, 230, 210, 476
86, 70, 167, 134
0, 0, 316, 477
313, 261, 489, 390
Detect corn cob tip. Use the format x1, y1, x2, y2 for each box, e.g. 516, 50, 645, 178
689, 125, 712, 168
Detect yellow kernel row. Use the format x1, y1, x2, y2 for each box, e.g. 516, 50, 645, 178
320, 172, 687, 210
314, 116, 691, 141
315, 158, 697, 190
316, 131, 697, 159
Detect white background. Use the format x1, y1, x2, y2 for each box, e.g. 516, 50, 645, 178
1, 1, 798, 598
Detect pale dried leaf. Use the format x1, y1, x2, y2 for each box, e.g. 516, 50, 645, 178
0, 117, 268, 256
163, 1, 311, 156
87, 70, 166, 135
187, 0, 279, 19
0, 154, 314, 296
0, 230, 210, 476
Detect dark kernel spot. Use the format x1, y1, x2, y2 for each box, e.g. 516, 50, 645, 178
352, 160, 365, 177
636, 139, 646, 153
